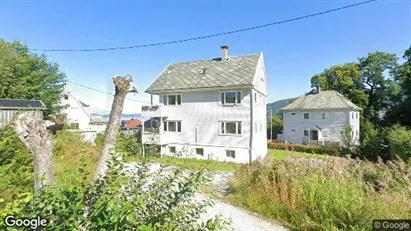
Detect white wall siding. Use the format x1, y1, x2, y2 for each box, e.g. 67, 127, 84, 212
283, 109, 352, 144
252, 53, 268, 96
160, 144, 250, 163
0, 110, 43, 127
159, 90, 251, 148
61, 93, 91, 131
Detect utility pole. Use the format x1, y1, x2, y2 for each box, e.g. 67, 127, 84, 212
270, 108, 273, 141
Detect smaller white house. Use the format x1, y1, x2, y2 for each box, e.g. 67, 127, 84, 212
0, 99, 46, 127
60, 89, 108, 142
279, 88, 361, 146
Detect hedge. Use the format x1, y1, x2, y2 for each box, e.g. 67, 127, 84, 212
267, 140, 341, 156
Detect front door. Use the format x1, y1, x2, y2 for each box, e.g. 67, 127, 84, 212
310, 130, 319, 141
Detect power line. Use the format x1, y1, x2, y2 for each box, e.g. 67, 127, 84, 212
67, 80, 152, 104
30, 0, 378, 52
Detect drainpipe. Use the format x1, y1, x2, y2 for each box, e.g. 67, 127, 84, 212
249, 89, 254, 163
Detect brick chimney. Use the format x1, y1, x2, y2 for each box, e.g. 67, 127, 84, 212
221, 45, 229, 61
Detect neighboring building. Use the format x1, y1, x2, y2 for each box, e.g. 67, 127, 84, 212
121, 118, 142, 135
0, 99, 46, 127
279, 88, 361, 146
141, 45, 268, 163
60, 89, 108, 142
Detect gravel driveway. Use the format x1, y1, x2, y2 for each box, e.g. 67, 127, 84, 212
123, 163, 288, 231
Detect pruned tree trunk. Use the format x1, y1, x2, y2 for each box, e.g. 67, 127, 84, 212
93, 75, 134, 182
12, 113, 55, 190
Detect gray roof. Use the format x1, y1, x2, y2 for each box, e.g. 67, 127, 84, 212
145, 53, 261, 93
281, 90, 361, 111
0, 99, 46, 109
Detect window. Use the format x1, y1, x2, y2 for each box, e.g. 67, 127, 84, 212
304, 112, 310, 119
169, 146, 176, 154
164, 121, 182, 132
356, 112, 359, 119
356, 130, 359, 137
291, 129, 296, 132
254, 93, 257, 104
220, 91, 241, 105
163, 94, 182, 105
290, 112, 296, 116
63, 94, 69, 100
321, 112, 328, 120
195, 148, 204, 156
351, 112, 354, 120
226, 150, 235, 159
304, 130, 309, 136
322, 129, 329, 137
70, 123, 79, 129
220, 121, 242, 135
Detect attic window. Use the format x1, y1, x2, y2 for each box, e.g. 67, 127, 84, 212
63, 94, 69, 100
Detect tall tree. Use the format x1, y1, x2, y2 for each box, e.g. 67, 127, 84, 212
385, 46, 411, 127
311, 52, 399, 126
0, 40, 66, 117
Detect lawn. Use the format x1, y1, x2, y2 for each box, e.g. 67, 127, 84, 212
124, 155, 242, 172
269, 148, 334, 160
124, 148, 330, 173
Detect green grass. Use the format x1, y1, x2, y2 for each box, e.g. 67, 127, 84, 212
124, 148, 330, 173
269, 148, 334, 160
124, 155, 241, 172
225, 156, 411, 231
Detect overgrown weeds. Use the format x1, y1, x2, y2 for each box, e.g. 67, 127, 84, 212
227, 155, 411, 231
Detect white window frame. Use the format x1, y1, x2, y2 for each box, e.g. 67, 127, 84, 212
304, 130, 309, 137
321, 112, 329, 120
356, 112, 359, 119
290, 112, 296, 116
220, 91, 242, 105
169, 146, 176, 154
322, 129, 329, 137
226, 150, 235, 159
163, 121, 182, 133
195, 148, 204, 156
162, 94, 182, 106
303, 112, 310, 119
219, 121, 242, 135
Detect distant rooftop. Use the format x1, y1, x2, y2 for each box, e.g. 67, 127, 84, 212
281, 90, 361, 111
0, 99, 46, 109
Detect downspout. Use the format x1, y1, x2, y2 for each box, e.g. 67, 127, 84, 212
249, 89, 254, 163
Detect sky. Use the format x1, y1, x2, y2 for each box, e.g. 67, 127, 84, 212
0, 0, 410, 114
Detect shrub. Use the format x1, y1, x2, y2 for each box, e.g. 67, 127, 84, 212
53, 129, 99, 187
0, 126, 33, 205
227, 156, 411, 230
385, 124, 411, 161
116, 133, 142, 157
267, 141, 341, 156
0, 156, 230, 230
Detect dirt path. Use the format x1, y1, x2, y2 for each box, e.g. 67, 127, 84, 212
123, 163, 288, 231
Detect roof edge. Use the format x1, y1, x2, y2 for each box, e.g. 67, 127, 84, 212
146, 84, 253, 95
145, 63, 172, 94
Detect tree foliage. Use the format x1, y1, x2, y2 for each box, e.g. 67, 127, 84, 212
310, 47, 411, 161
0, 40, 66, 117
267, 113, 283, 139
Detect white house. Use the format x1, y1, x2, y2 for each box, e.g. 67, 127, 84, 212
280, 88, 362, 146
141, 45, 268, 163
60, 89, 108, 142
